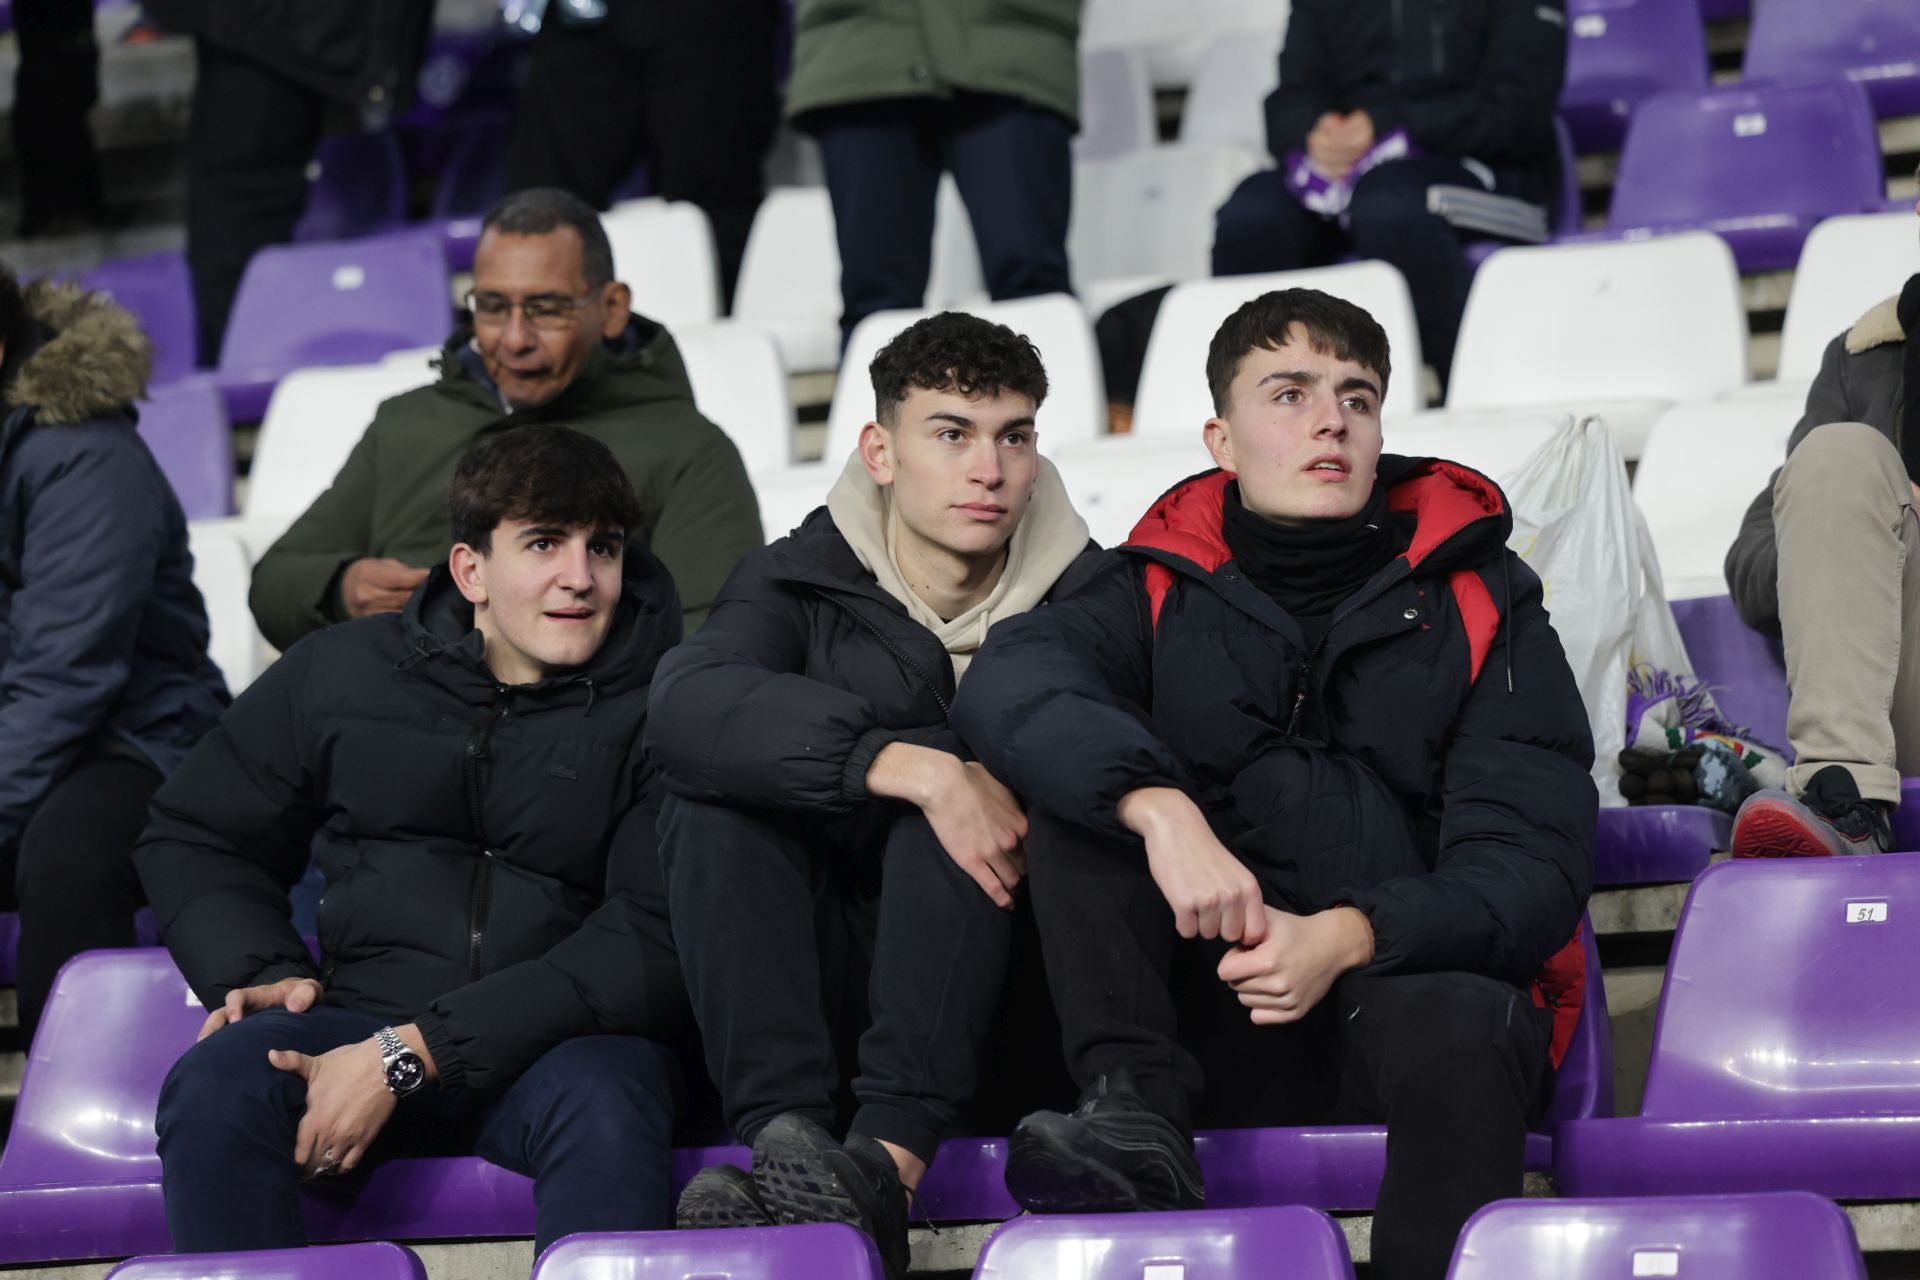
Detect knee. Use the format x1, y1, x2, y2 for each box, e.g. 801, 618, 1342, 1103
1777, 422, 1903, 501
531, 1038, 679, 1138
1212, 171, 1300, 272
1346, 168, 1443, 246
1363, 973, 1540, 1094
157, 1023, 294, 1141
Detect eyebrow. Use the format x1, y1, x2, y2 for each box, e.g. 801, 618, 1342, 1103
517, 524, 622, 542
1254, 369, 1381, 400
924, 411, 1037, 431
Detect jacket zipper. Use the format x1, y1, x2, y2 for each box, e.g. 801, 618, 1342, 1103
818, 590, 952, 717
463, 689, 512, 981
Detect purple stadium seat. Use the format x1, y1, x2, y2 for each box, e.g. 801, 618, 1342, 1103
1745, 0, 1920, 119
106, 1242, 428, 1280
1447, 1192, 1866, 1279
292, 131, 409, 246
974, 1206, 1355, 1279
212, 229, 451, 422
1557, 853, 1920, 1198
0, 910, 158, 988
531, 1226, 885, 1280
1698, 0, 1748, 17
80, 252, 197, 386
1559, 0, 1710, 155
137, 380, 233, 519
1464, 118, 1583, 270
1601, 79, 1886, 273
429, 117, 510, 273
1672, 594, 1790, 759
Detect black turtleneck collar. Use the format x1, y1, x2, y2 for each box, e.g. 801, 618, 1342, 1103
1221, 478, 1410, 623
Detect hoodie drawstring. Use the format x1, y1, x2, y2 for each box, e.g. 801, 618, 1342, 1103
1501, 555, 1515, 694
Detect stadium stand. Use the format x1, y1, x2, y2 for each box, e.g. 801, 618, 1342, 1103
107, 1242, 429, 1280
973, 1206, 1355, 1280
732, 187, 844, 375
183, 520, 271, 693
1067, 142, 1264, 295
600, 199, 722, 333
1074, 46, 1156, 162
672, 321, 800, 475
1177, 30, 1284, 152
1774, 210, 1920, 385
1446, 1192, 1869, 1279
1559, 0, 1710, 155
291, 131, 412, 247
529, 1226, 885, 1280
1743, 0, 1920, 119
78, 252, 197, 387
135, 380, 232, 520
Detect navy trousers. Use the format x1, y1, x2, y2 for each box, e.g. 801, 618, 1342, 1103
156, 1006, 679, 1255
812, 94, 1073, 347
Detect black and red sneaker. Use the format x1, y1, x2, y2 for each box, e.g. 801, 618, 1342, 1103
1731, 765, 1893, 858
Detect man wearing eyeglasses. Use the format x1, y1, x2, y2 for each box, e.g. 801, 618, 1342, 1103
248, 187, 762, 652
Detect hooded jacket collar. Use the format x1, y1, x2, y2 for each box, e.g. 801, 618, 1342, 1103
394, 546, 679, 704
1, 281, 152, 449
1848, 293, 1907, 356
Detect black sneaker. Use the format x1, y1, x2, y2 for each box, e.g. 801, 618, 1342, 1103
676, 1163, 774, 1230
750, 1112, 909, 1278
1732, 764, 1894, 858
1005, 1071, 1204, 1214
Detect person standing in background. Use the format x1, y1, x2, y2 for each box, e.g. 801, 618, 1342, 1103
13, 0, 107, 237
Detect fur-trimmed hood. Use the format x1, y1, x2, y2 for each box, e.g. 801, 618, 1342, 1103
1846, 294, 1905, 356
4, 280, 152, 426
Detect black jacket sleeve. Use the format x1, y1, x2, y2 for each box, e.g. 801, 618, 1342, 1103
134, 640, 325, 1005
1338, 556, 1595, 985
1263, 0, 1335, 159
411, 795, 686, 1092
1364, 0, 1567, 165
644, 553, 940, 812
1725, 334, 1851, 630
952, 555, 1187, 840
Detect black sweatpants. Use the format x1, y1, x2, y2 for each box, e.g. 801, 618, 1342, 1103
657, 796, 1063, 1164
1027, 812, 1553, 1280
12, 0, 104, 235
810, 95, 1073, 348
185, 38, 328, 365
1211, 157, 1515, 391
4, 752, 161, 1042
502, 23, 780, 310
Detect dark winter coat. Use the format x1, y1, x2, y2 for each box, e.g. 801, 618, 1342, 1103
645, 507, 1102, 824
146, 0, 434, 127
136, 553, 684, 1092
952, 459, 1595, 1048
1265, 0, 1567, 206
0, 282, 228, 855
1726, 294, 1907, 630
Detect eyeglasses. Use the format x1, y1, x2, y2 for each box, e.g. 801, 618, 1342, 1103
465, 290, 598, 331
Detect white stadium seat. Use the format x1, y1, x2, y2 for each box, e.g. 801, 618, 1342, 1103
1131, 261, 1425, 437
187, 520, 273, 693
672, 322, 798, 475
1051, 434, 1216, 547
1069, 142, 1264, 294
1448, 233, 1750, 460
603, 198, 722, 331
1082, 0, 1291, 88
1178, 30, 1284, 151
734, 187, 843, 375
1077, 46, 1157, 161
1775, 211, 1919, 383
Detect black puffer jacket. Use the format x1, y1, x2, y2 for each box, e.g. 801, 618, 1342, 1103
953, 458, 1595, 996
136, 553, 684, 1092
645, 507, 1102, 821
1265, 0, 1567, 205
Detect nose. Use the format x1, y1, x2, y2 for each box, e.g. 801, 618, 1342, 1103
557, 543, 593, 592
1313, 390, 1349, 437
501, 305, 538, 352
969, 437, 1006, 488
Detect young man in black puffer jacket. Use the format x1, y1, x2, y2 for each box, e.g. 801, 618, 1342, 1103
954, 290, 1595, 1280
646, 312, 1098, 1275
137, 425, 687, 1256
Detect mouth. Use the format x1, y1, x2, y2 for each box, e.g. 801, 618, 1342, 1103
544, 609, 594, 623
955, 503, 1009, 521
1303, 455, 1350, 479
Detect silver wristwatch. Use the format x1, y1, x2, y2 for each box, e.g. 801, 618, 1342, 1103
376, 1026, 428, 1098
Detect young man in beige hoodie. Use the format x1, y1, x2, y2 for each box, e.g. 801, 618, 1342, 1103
644, 313, 1097, 1274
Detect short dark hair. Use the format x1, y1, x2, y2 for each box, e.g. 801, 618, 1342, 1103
868, 311, 1049, 426
481, 188, 615, 289
1205, 289, 1392, 415
447, 425, 642, 554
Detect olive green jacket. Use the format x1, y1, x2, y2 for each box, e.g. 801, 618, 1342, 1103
248, 319, 762, 651
786, 0, 1080, 127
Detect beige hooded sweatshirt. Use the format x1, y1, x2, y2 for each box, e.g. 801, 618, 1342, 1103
825, 449, 1092, 681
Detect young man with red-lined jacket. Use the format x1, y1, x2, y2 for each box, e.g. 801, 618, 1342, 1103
952, 289, 1595, 1280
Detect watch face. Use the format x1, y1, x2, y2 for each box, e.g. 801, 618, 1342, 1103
385, 1053, 427, 1095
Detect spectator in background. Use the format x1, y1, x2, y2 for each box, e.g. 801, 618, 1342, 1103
647, 314, 1096, 1275
142, 0, 434, 364
1216, 0, 1566, 387
788, 0, 1080, 346
504, 0, 782, 311
1723, 187, 1920, 856
13, 0, 106, 237
139, 426, 688, 1255
0, 269, 228, 1041
248, 188, 761, 651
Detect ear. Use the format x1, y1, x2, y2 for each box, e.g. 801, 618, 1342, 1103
449, 543, 490, 607
1203, 416, 1237, 473
599, 282, 632, 340
857, 421, 895, 486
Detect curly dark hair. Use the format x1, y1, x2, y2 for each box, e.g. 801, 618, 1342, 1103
1205, 288, 1392, 416
868, 311, 1049, 426
447, 424, 642, 554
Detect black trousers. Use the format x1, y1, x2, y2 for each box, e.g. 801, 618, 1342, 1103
657, 796, 1065, 1164
811, 95, 1073, 348
503, 24, 780, 310
3, 752, 161, 1042
156, 1006, 680, 1255
1211, 157, 1499, 391
186, 38, 329, 365
13, 0, 104, 235
1027, 812, 1553, 1280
